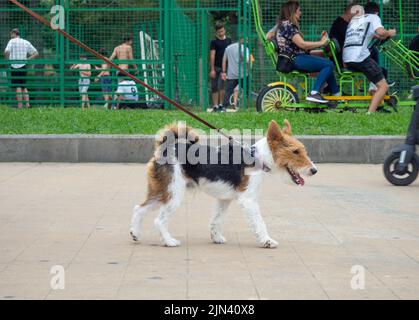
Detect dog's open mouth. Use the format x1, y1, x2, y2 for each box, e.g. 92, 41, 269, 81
287, 167, 305, 186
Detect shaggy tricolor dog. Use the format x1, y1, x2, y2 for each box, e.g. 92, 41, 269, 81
130, 120, 317, 248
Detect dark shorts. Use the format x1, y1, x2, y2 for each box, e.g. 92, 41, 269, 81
222, 77, 249, 107
346, 57, 385, 85
11, 66, 27, 88
211, 66, 225, 93
100, 76, 112, 93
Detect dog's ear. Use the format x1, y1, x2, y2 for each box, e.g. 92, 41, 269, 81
283, 119, 292, 135
267, 120, 283, 142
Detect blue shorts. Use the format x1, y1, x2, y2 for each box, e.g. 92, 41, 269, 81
100, 76, 112, 93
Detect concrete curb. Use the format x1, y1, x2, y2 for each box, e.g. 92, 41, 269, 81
0, 135, 404, 164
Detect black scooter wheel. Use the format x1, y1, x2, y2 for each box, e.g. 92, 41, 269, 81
383, 153, 419, 186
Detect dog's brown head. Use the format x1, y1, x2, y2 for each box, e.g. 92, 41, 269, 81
266, 120, 317, 186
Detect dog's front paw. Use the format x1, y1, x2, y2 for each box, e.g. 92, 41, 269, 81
211, 229, 227, 244
130, 230, 139, 242
211, 234, 227, 244
261, 238, 278, 249
163, 238, 181, 247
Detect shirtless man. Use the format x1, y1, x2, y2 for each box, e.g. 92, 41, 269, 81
70, 54, 91, 110
109, 35, 138, 79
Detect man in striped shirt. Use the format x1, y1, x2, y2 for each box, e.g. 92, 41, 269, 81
4, 29, 38, 109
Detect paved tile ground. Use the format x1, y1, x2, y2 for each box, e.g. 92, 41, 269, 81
0, 163, 418, 300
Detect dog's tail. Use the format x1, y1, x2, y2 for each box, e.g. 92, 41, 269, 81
156, 122, 200, 147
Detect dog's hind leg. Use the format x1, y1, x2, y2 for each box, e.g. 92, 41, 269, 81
154, 165, 186, 247
237, 196, 278, 249
130, 201, 159, 242
210, 199, 231, 244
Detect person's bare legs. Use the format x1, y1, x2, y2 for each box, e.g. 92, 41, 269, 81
219, 89, 225, 106
15, 87, 23, 109
368, 79, 389, 113
104, 94, 111, 109
81, 94, 85, 111
115, 95, 123, 109
212, 92, 219, 106
86, 94, 90, 109
23, 88, 30, 108
233, 90, 239, 107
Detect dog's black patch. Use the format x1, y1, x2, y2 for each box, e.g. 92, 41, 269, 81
174, 142, 255, 188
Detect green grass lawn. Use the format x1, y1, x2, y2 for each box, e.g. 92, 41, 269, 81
0, 105, 413, 135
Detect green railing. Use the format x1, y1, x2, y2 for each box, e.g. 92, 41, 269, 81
0, 0, 248, 109
0, 0, 417, 109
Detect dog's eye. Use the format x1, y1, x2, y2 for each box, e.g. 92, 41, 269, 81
293, 150, 299, 155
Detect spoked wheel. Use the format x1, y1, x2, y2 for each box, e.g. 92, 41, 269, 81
383, 153, 419, 186
256, 84, 299, 112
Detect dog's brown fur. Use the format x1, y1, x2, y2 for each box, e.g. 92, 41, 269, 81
143, 123, 200, 206
267, 120, 313, 172
236, 173, 250, 192
142, 159, 173, 205
155, 122, 199, 147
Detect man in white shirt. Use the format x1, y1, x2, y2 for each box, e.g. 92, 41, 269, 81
343, 3, 396, 113
4, 29, 39, 109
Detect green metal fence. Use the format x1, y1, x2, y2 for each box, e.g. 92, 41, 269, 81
0, 0, 247, 109
0, 0, 417, 109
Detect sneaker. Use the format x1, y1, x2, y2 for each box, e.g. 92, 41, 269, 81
227, 106, 238, 113
306, 93, 328, 104
219, 107, 227, 113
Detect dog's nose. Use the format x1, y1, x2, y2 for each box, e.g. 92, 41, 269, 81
310, 168, 318, 176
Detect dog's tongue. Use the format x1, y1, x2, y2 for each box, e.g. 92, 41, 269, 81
297, 173, 305, 186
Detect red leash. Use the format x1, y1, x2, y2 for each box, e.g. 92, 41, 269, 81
9, 0, 233, 140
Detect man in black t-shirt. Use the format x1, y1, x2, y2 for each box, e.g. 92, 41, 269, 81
209, 23, 232, 111
329, 3, 357, 68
